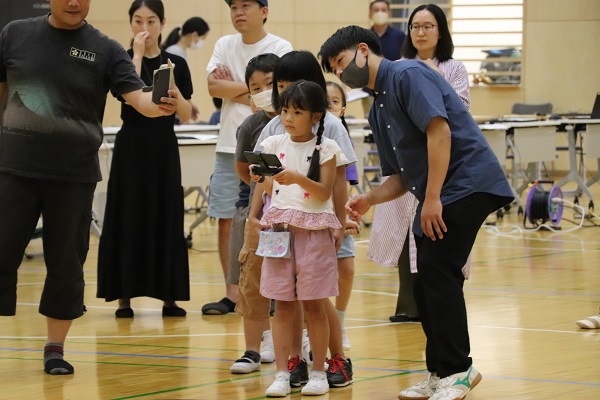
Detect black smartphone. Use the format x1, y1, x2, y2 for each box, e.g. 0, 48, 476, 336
151, 60, 174, 105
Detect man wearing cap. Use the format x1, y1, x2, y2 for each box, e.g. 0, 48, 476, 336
203, 0, 292, 316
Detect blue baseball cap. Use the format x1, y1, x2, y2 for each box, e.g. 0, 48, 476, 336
224, 0, 268, 6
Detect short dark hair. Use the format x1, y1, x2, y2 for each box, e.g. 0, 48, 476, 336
369, 0, 390, 11
212, 97, 223, 109
401, 3, 454, 62
272, 50, 327, 111
278, 80, 328, 183
318, 25, 383, 74
244, 53, 280, 88
226, 0, 268, 24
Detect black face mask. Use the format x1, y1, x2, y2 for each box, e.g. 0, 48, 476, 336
340, 48, 370, 89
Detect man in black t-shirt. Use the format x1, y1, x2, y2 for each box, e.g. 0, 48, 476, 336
0, 0, 180, 376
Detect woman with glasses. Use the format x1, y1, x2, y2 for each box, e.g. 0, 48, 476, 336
368, 3, 471, 326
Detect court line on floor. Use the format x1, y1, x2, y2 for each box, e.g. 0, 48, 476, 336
3, 350, 597, 400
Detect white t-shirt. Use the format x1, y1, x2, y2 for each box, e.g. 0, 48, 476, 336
261, 134, 347, 216
165, 44, 187, 60
206, 33, 293, 153
255, 111, 357, 166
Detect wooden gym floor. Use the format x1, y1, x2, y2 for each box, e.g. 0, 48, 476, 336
1, 181, 599, 399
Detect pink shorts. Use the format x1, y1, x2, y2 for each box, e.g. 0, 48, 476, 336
260, 226, 339, 301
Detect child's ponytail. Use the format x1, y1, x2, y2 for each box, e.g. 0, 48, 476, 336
306, 113, 325, 182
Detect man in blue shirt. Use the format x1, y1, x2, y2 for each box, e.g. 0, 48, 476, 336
370, 0, 405, 61
318, 25, 513, 400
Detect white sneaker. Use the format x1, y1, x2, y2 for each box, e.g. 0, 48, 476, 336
429, 366, 482, 400
398, 372, 440, 400
265, 371, 291, 397
301, 370, 329, 396
341, 326, 351, 351
229, 351, 260, 374
261, 329, 275, 363
576, 314, 600, 329
301, 329, 312, 366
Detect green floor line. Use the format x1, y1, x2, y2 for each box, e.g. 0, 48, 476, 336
111, 371, 413, 400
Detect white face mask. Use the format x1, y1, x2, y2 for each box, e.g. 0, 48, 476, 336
330, 107, 346, 119
190, 39, 204, 50
372, 11, 389, 26
251, 89, 275, 112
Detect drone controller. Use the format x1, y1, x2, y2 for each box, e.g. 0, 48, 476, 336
244, 151, 283, 177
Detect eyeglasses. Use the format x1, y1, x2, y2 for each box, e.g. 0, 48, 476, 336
409, 23, 437, 32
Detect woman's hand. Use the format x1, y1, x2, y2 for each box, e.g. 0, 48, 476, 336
422, 58, 443, 77
190, 102, 200, 121
132, 31, 148, 58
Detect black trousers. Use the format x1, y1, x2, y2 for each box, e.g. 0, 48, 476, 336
394, 232, 418, 318
0, 172, 94, 319
414, 192, 509, 378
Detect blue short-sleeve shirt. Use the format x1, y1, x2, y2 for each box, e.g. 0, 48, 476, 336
368, 59, 513, 235
372, 26, 406, 61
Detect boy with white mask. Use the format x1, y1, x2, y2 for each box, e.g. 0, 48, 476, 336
229, 53, 280, 374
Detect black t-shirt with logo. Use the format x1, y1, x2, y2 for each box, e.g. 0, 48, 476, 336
0, 16, 144, 182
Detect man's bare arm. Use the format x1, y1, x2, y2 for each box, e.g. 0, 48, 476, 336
121, 88, 178, 118
207, 64, 250, 105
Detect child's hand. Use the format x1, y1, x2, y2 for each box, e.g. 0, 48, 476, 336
248, 165, 263, 183
344, 219, 361, 236
246, 215, 262, 236
272, 167, 297, 186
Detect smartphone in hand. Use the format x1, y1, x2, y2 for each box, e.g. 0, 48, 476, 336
151, 58, 174, 105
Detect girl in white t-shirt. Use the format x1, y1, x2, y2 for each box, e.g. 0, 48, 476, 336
253, 80, 346, 397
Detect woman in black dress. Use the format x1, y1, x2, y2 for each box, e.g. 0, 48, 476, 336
97, 0, 193, 318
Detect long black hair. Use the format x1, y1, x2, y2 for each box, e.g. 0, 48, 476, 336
278, 80, 328, 183
401, 3, 454, 61
128, 0, 165, 45
271, 51, 327, 113
162, 16, 209, 50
